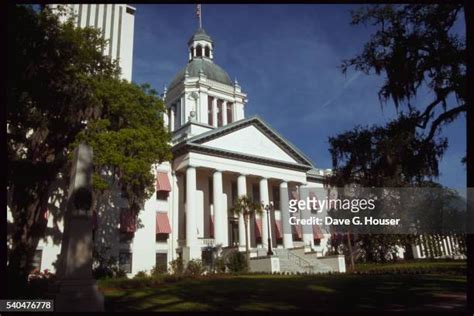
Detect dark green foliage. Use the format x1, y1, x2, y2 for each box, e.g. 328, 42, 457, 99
92, 247, 127, 279
185, 259, 205, 277
72, 79, 172, 210
327, 114, 447, 187
342, 4, 466, 142
225, 250, 249, 273
169, 258, 184, 276
6, 4, 171, 291
151, 264, 168, 277
214, 256, 227, 273
134, 271, 148, 279
231, 196, 262, 262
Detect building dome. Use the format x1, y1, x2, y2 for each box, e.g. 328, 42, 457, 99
187, 27, 212, 45
168, 58, 233, 89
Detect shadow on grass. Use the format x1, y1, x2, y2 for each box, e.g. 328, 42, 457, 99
102, 274, 466, 312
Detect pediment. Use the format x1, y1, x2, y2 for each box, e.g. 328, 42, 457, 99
185, 116, 314, 167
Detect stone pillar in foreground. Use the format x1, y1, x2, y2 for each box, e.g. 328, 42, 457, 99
55, 144, 104, 312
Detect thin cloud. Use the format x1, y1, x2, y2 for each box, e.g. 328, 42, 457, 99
320, 71, 362, 109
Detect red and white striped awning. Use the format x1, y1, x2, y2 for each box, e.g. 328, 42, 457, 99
156, 171, 171, 192
275, 220, 283, 239
120, 209, 136, 233
255, 218, 262, 238
156, 212, 172, 234
312, 225, 324, 240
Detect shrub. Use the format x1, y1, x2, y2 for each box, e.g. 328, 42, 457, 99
185, 259, 205, 277
225, 250, 249, 273
134, 271, 147, 279
169, 258, 184, 276
214, 256, 226, 273
151, 264, 168, 277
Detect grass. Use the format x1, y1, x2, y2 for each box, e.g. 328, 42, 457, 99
99, 260, 467, 312
352, 259, 466, 274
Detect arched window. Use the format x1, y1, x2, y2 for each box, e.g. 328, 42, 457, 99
196, 44, 203, 57
205, 46, 210, 58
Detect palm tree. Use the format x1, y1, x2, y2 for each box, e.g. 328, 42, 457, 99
231, 195, 263, 262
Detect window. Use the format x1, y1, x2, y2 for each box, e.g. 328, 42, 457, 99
196, 44, 202, 57
157, 191, 169, 200
272, 186, 280, 210
208, 177, 213, 203
120, 231, 134, 243
168, 107, 172, 132
155, 253, 167, 271
207, 96, 213, 126
231, 181, 237, 206
226, 102, 233, 123
205, 46, 210, 57
217, 99, 223, 127
32, 249, 43, 271
252, 184, 260, 203
119, 251, 132, 273
174, 103, 181, 130
126, 7, 135, 15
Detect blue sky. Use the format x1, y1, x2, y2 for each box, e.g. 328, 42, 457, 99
131, 4, 466, 188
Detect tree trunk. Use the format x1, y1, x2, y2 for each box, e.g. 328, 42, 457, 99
347, 232, 355, 270
244, 214, 250, 264
7, 180, 51, 298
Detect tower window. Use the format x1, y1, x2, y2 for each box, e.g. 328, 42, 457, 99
196, 44, 202, 57
226, 102, 233, 123
217, 99, 223, 127
205, 46, 210, 58
208, 96, 213, 126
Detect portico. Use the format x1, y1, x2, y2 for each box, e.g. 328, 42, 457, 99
169, 116, 319, 262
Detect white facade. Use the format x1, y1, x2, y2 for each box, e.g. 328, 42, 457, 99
48, 4, 136, 81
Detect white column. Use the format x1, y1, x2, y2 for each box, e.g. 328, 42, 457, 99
237, 174, 248, 250
299, 184, 314, 250
280, 181, 293, 249
170, 171, 179, 262
260, 178, 270, 248
212, 98, 218, 128
213, 170, 226, 246
170, 107, 175, 132
222, 100, 228, 126
186, 167, 197, 248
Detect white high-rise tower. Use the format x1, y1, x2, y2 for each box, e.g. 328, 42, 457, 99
48, 4, 136, 81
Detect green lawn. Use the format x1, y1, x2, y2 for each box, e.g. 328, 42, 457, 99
353, 259, 466, 273
99, 271, 466, 311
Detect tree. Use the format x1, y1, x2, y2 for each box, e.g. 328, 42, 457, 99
342, 4, 466, 144
326, 115, 448, 262
6, 5, 171, 292
231, 196, 263, 262
330, 4, 468, 262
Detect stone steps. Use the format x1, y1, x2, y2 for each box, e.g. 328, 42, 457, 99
273, 248, 333, 274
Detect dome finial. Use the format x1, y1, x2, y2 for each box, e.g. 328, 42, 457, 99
196, 4, 202, 29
